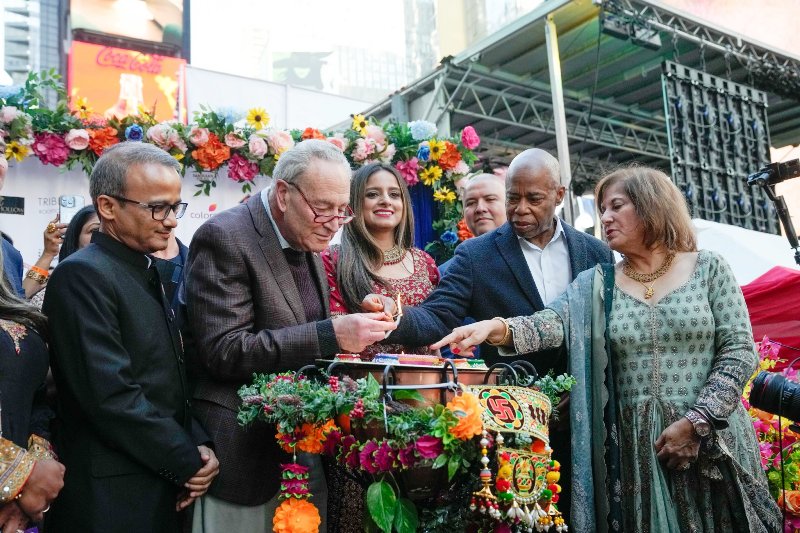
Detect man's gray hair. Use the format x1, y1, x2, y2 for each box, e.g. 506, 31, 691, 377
89, 142, 180, 203
272, 139, 351, 186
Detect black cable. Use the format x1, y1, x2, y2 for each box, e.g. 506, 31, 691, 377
571, 6, 604, 185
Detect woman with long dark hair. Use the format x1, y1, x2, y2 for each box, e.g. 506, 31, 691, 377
322, 162, 440, 360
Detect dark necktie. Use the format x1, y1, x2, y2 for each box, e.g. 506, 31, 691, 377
283, 248, 324, 322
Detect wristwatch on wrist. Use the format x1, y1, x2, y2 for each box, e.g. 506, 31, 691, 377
685, 409, 712, 439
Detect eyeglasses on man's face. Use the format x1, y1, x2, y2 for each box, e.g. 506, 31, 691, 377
109, 195, 188, 221
285, 181, 354, 224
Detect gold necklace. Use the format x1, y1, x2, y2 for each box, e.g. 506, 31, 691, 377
623, 252, 676, 299
382, 246, 407, 265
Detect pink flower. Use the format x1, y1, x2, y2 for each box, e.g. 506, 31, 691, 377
267, 130, 294, 155
189, 126, 210, 147
395, 158, 420, 186
147, 124, 187, 152
65, 129, 90, 150
32, 132, 70, 166
449, 160, 470, 176
339, 435, 359, 469
227, 153, 259, 182
225, 132, 246, 149
378, 143, 396, 164
0, 106, 20, 123
359, 440, 380, 474
461, 125, 480, 150
414, 435, 443, 460
322, 429, 342, 456
398, 443, 417, 468
374, 441, 397, 472
281, 463, 309, 476
364, 125, 386, 148
327, 134, 348, 152
352, 138, 375, 162
248, 135, 269, 159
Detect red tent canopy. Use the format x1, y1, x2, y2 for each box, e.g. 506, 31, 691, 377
742, 266, 800, 370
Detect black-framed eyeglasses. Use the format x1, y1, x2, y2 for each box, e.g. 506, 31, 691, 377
109, 195, 188, 221
285, 182, 354, 224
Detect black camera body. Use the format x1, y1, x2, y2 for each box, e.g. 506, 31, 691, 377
747, 159, 800, 187
749, 371, 800, 421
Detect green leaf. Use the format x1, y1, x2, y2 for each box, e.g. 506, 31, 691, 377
447, 454, 460, 480
365, 373, 381, 399
432, 453, 448, 469
366, 481, 396, 533
393, 497, 419, 533
393, 389, 425, 402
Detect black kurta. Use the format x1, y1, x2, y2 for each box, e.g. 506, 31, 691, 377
43, 232, 206, 533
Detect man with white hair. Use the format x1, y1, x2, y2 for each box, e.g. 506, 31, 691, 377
185, 139, 396, 532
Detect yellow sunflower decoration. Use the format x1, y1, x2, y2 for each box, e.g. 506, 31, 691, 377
5, 141, 29, 162
420, 166, 443, 187
433, 187, 457, 203
351, 114, 368, 135
247, 107, 270, 129
429, 139, 446, 161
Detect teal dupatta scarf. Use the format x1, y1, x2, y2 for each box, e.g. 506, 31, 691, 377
547, 264, 623, 532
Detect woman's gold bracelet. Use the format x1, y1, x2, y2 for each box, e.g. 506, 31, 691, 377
487, 317, 512, 346
25, 269, 48, 284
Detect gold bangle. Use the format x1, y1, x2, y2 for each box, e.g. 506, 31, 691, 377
25, 270, 48, 284
29, 265, 49, 277
487, 317, 512, 346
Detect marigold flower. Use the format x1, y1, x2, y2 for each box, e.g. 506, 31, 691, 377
273, 498, 321, 533
301, 127, 325, 140
5, 141, 29, 162
88, 127, 120, 156
457, 219, 474, 241
351, 114, 368, 135
191, 133, 230, 171
437, 141, 461, 171
419, 165, 442, 187
296, 420, 336, 454
446, 391, 483, 440
247, 107, 270, 129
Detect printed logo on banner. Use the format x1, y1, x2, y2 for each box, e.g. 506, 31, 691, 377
38, 196, 61, 216
0, 196, 25, 215
189, 203, 218, 220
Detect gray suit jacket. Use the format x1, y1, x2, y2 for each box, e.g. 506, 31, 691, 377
185, 194, 339, 505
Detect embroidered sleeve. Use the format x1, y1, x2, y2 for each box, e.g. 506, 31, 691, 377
502, 309, 565, 355
694, 252, 758, 427
420, 250, 441, 286
27, 435, 56, 461
321, 247, 348, 316
0, 438, 35, 503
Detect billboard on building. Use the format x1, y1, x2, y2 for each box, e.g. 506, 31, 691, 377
70, 0, 184, 51
68, 41, 187, 122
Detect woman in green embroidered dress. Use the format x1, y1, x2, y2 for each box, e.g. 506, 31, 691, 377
433, 166, 781, 533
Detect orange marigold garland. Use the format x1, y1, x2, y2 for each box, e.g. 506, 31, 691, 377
446, 390, 483, 440
272, 463, 321, 533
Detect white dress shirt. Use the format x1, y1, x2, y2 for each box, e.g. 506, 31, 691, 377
517, 218, 571, 305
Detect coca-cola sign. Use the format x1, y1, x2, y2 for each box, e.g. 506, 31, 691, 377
95, 47, 164, 75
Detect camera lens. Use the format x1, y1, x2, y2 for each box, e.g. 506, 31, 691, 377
749, 371, 800, 421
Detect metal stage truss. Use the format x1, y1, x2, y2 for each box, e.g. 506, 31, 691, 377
353, 0, 800, 231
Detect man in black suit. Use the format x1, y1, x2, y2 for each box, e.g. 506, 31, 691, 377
43, 142, 219, 532
375, 148, 613, 520
384, 148, 613, 367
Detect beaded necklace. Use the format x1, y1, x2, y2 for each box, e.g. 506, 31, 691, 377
622, 251, 676, 299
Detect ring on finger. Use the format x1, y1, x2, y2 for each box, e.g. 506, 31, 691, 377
43, 504, 51, 513
47, 222, 57, 233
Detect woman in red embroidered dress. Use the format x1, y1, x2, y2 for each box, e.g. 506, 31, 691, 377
321, 162, 440, 359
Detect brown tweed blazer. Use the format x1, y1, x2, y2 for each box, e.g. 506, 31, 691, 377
185, 193, 339, 505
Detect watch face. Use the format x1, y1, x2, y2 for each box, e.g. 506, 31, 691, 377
695, 422, 711, 437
